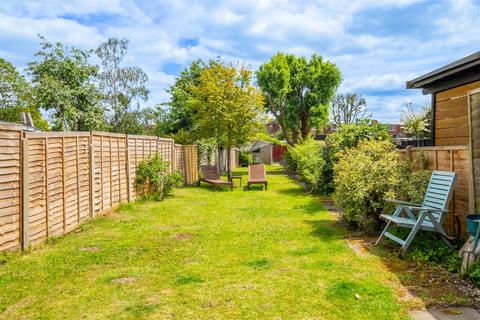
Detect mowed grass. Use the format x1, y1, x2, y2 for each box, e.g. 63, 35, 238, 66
0, 166, 408, 319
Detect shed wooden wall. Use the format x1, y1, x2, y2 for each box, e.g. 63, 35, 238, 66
435, 80, 480, 146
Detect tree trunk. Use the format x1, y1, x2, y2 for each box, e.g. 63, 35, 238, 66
226, 147, 232, 181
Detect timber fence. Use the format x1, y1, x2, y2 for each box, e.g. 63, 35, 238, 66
399, 145, 470, 237
0, 124, 198, 252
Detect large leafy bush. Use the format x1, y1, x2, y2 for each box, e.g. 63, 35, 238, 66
135, 154, 183, 200
333, 140, 398, 234
287, 139, 325, 192
239, 151, 253, 167
323, 121, 391, 193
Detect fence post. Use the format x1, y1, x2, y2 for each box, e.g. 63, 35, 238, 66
21, 136, 29, 250
44, 137, 49, 238
89, 132, 95, 217
126, 134, 131, 202
182, 146, 188, 185
405, 145, 413, 161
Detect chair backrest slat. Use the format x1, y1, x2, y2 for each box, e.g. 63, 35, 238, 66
201, 165, 220, 180
422, 170, 457, 225
249, 163, 266, 180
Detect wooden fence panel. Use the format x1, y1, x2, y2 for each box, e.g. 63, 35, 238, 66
0, 125, 22, 252
400, 146, 470, 237
0, 129, 196, 252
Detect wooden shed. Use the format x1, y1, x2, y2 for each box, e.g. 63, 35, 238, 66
407, 52, 480, 233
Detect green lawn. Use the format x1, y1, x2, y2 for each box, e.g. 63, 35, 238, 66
0, 166, 409, 319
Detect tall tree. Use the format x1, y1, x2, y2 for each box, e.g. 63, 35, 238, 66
95, 38, 149, 133
27, 36, 105, 131
257, 52, 342, 145
329, 92, 371, 126
400, 103, 431, 146
0, 57, 49, 130
189, 62, 264, 178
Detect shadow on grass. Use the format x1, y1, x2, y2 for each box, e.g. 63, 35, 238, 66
304, 219, 345, 242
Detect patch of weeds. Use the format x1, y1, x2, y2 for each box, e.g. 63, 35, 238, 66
174, 275, 204, 285
439, 292, 469, 305
291, 246, 320, 256
0, 254, 9, 265
246, 259, 271, 270
391, 229, 461, 272
465, 262, 480, 285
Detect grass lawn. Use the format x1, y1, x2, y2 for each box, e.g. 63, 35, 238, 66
0, 166, 409, 319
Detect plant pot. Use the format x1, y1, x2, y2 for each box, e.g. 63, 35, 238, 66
466, 214, 480, 238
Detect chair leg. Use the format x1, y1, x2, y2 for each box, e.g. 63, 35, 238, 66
231, 184, 233, 191
247, 183, 250, 190
265, 183, 267, 191
399, 213, 427, 257
375, 221, 391, 246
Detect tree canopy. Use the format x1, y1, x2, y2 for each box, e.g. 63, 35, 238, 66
27, 36, 105, 131
329, 92, 371, 126
189, 61, 265, 176
257, 52, 342, 145
0, 57, 49, 130
96, 38, 149, 133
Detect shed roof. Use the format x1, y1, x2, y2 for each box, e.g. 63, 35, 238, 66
406, 51, 480, 94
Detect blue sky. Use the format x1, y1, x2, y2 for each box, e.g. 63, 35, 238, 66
0, 0, 479, 123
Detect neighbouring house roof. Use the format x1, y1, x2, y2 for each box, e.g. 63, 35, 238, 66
406, 51, 480, 94
244, 140, 272, 152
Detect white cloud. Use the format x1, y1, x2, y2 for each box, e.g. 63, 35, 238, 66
0, 0, 478, 122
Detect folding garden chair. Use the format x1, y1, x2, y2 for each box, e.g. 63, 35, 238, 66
375, 170, 457, 256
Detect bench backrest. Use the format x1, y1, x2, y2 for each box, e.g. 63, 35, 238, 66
422, 170, 457, 225
201, 165, 220, 180
249, 163, 266, 180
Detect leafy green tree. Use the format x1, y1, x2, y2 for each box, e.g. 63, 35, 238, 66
96, 38, 149, 133
189, 62, 264, 177
400, 103, 431, 146
27, 36, 105, 131
257, 52, 342, 145
329, 92, 371, 126
0, 57, 48, 130
161, 59, 207, 139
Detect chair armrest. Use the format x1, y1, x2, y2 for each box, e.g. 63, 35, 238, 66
407, 206, 449, 214
385, 198, 422, 207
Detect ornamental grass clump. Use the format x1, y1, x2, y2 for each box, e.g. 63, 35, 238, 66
333, 139, 398, 234
135, 154, 183, 200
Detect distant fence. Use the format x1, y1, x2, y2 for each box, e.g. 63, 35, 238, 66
399, 145, 470, 237
0, 124, 197, 252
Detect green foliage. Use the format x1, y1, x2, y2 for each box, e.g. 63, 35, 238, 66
0, 57, 49, 130
396, 153, 431, 204
333, 140, 398, 234
400, 103, 431, 143
257, 52, 342, 145
196, 138, 217, 165
239, 151, 253, 167
400, 231, 460, 272
27, 36, 105, 131
287, 139, 325, 192
323, 121, 391, 193
466, 263, 480, 285
135, 154, 183, 200
96, 38, 149, 133
189, 61, 265, 176
161, 59, 208, 139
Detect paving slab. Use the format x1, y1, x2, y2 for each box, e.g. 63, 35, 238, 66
410, 307, 480, 320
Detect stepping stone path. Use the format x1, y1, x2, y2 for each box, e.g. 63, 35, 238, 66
346, 238, 368, 256
410, 307, 480, 320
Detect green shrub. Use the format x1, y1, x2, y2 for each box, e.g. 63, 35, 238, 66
239, 151, 253, 167
333, 140, 398, 234
396, 153, 431, 204
400, 230, 460, 272
287, 138, 325, 192
466, 263, 480, 285
323, 121, 391, 193
135, 154, 183, 200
